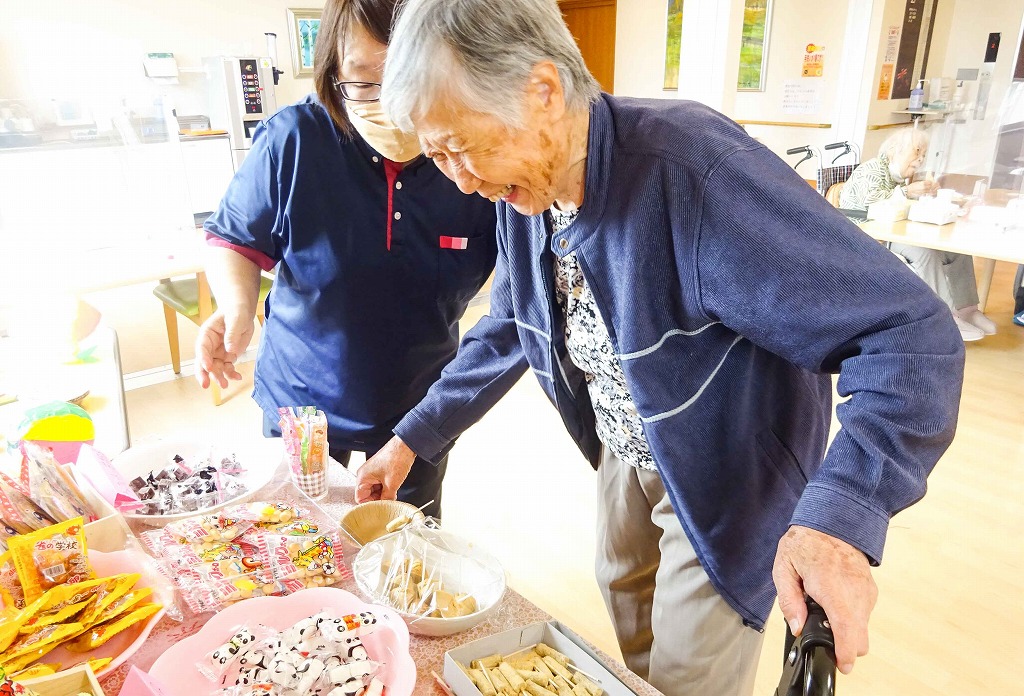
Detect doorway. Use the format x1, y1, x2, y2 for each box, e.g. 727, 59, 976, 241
559, 0, 617, 93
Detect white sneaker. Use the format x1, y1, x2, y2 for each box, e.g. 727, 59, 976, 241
958, 308, 998, 335
954, 315, 985, 342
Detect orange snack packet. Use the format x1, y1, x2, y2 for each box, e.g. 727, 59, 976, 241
8, 518, 92, 603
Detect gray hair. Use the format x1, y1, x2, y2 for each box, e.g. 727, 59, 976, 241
382, 0, 602, 132
880, 127, 929, 160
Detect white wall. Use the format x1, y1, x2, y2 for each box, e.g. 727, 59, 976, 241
733, 0, 850, 159
614, 0, 743, 114
934, 0, 1024, 176
0, 0, 325, 117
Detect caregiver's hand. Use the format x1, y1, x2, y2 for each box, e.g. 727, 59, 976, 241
356, 436, 417, 503
773, 525, 878, 675
195, 308, 254, 389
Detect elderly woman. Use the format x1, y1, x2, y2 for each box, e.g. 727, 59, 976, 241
841, 128, 996, 341
356, 1, 963, 693
195, 0, 497, 519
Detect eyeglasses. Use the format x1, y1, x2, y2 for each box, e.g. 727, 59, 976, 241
332, 80, 382, 102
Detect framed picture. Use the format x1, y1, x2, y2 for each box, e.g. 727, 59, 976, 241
663, 0, 684, 91
737, 0, 773, 91
287, 8, 322, 78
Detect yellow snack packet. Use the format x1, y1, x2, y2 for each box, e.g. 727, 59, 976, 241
0, 640, 62, 675
86, 657, 112, 673
93, 586, 152, 624
8, 519, 92, 603
3, 622, 83, 661
9, 662, 60, 679
0, 616, 26, 654
17, 576, 121, 633
79, 573, 140, 626
64, 603, 161, 653
18, 598, 94, 633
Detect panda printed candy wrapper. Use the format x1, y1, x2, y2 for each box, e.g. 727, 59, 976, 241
203, 611, 386, 696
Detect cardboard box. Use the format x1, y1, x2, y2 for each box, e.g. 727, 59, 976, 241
444, 622, 638, 696
19, 664, 106, 696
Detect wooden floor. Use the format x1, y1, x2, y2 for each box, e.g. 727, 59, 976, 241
112, 261, 1023, 695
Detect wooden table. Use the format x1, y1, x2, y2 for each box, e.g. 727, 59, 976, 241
858, 218, 1024, 311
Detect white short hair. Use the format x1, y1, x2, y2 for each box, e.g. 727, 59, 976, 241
382, 0, 602, 132
880, 127, 929, 160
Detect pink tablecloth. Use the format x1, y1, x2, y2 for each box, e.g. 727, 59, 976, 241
100, 464, 661, 696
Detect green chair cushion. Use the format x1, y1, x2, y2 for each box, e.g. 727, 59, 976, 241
153, 276, 273, 318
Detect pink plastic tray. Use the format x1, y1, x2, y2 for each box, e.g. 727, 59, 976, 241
149, 588, 416, 696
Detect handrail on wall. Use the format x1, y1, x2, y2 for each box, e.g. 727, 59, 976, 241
866, 121, 915, 130
735, 120, 832, 129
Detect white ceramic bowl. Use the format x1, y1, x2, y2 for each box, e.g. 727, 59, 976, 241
353, 527, 506, 637
112, 438, 281, 526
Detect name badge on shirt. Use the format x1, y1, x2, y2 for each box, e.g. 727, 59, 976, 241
439, 236, 469, 250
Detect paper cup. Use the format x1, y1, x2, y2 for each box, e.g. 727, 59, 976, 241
292, 467, 329, 500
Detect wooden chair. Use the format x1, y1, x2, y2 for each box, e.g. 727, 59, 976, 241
153, 275, 272, 405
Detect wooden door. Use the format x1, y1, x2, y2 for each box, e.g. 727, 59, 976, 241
559, 0, 616, 93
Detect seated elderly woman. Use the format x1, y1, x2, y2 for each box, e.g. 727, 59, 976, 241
841, 128, 996, 341
356, 1, 964, 694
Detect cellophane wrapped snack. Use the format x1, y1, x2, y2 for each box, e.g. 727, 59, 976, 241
201, 611, 388, 696
353, 519, 505, 622
140, 485, 349, 615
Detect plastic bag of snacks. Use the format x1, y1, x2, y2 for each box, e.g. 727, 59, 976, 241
354, 519, 504, 621
7, 517, 93, 604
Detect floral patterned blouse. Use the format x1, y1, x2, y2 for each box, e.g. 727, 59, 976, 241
550, 207, 657, 471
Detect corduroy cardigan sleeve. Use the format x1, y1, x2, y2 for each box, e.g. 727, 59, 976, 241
694, 144, 965, 564
393, 213, 530, 463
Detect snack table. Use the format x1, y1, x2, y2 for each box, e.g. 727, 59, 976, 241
857, 217, 1024, 311
100, 464, 662, 696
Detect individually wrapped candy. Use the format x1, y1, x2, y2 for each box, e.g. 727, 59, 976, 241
223, 502, 305, 525
128, 451, 250, 516
166, 514, 253, 545
165, 540, 257, 570
8, 517, 93, 603
63, 602, 162, 652
259, 533, 340, 581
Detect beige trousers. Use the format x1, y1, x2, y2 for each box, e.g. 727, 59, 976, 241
595, 448, 764, 696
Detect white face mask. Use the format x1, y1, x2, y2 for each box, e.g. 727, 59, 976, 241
345, 101, 422, 163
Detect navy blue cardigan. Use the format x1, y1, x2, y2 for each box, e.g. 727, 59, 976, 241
394, 95, 964, 628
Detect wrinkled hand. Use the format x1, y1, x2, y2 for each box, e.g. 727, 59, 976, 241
773, 525, 878, 675
905, 179, 939, 199
194, 309, 254, 389
356, 436, 417, 503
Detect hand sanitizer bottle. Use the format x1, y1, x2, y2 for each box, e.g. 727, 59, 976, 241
909, 80, 925, 110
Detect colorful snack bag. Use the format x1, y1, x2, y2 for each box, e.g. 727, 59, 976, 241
8, 518, 92, 603
164, 540, 256, 570
166, 514, 253, 545
3, 622, 84, 661
0, 551, 25, 611
224, 502, 304, 525
22, 446, 95, 522
259, 533, 341, 582
256, 519, 320, 536
0, 477, 56, 533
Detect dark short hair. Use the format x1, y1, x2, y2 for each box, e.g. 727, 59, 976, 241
313, 0, 400, 135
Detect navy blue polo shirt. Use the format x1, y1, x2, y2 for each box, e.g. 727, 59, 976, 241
204, 96, 497, 452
